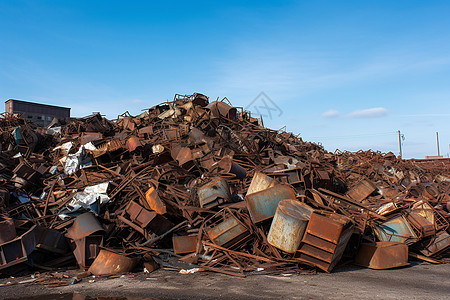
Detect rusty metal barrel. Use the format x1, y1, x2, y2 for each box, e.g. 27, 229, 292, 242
267, 199, 314, 253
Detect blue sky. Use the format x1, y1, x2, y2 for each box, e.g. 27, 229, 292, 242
1, 0, 449, 158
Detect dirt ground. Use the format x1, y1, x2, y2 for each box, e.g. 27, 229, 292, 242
1, 262, 449, 300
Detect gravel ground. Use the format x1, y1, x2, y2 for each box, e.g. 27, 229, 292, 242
0, 262, 449, 299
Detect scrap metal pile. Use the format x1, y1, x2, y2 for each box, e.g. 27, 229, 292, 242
1, 93, 449, 279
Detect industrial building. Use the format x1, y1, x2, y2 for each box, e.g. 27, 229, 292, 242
5, 99, 70, 127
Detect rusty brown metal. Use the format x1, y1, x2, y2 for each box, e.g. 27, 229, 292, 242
355, 242, 409, 269
1, 92, 450, 278
0, 219, 17, 244
125, 201, 172, 235
205, 209, 250, 248
88, 249, 139, 276
246, 171, 276, 196
296, 212, 353, 272
346, 179, 377, 202
172, 235, 198, 255
126, 135, 141, 152
145, 185, 167, 215
420, 231, 450, 257
65, 213, 105, 240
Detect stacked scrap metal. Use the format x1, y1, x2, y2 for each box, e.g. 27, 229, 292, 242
0, 93, 449, 278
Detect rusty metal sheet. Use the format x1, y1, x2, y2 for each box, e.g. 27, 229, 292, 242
246, 184, 296, 223
407, 211, 435, 238
126, 201, 172, 235
145, 185, 167, 215
172, 235, 198, 255
126, 135, 141, 152
138, 125, 153, 138
303, 213, 351, 244
206, 101, 237, 120
34, 226, 69, 254
80, 132, 103, 145
355, 242, 409, 269
65, 213, 105, 240
346, 179, 377, 202
88, 249, 139, 276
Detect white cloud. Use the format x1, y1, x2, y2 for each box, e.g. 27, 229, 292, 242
346, 107, 388, 118
322, 109, 340, 118
131, 99, 144, 104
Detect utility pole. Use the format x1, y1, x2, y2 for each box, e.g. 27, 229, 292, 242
436, 132, 440, 157
398, 130, 402, 159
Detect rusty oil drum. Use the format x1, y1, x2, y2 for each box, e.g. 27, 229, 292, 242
267, 199, 314, 253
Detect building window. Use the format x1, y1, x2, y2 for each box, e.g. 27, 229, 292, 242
27, 115, 33, 119
47, 116, 52, 121
37, 116, 42, 120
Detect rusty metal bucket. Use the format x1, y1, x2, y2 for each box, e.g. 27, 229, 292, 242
355, 242, 409, 269
88, 249, 139, 276
247, 171, 276, 195
267, 200, 314, 253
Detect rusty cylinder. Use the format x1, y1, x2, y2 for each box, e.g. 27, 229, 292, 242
267, 199, 313, 253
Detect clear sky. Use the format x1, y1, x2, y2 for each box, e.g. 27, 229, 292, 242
1, 0, 449, 158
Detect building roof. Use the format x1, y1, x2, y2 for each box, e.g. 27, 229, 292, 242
5, 99, 71, 110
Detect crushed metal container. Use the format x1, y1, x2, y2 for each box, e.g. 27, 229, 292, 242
246, 184, 296, 223
407, 211, 435, 238
126, 201, 172, 236
197, 178, 231, 208
267, 199, 314, 253
296, 212, 353, 272
420, 231, 450, 257
0, 219, 17, 244
374, 214, 418, 245
355, 242, 409, 269
206, 101, 237, 120
205, 210, 250, 248
0, 225, 37, 271
246, 171, 276, 196
34, 226, 69, 254
65, 213, 105, 268
69, 235, 103, 268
